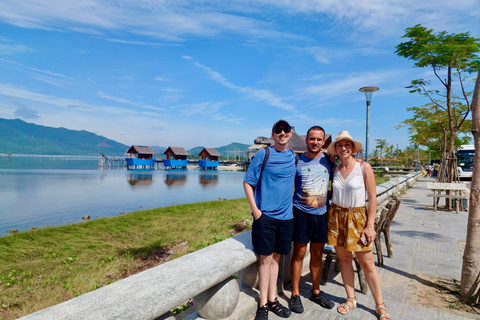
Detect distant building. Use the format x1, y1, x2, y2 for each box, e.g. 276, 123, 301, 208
163, 147, 189, 170
198, 147, 221, 170
247, 127, 332, 160
288, 128, 308, 153
125, 145, 156, 170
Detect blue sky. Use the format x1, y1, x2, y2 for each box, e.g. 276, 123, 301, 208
0, 1, 479, 150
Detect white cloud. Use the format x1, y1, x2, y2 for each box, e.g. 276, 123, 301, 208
179, 101, 224, 116
0, 1, 310, 43
252, 0, 480, 36
161, 88, 181, 92
97, 91, 136, 105
0, 82, 243, 148
0, 83, 88, 109
296, 69, 411, 102
0, 58, 74, 87
0, 36, 33, 54
95, 37, 174, 46
140, 105, 165, 112
30, 74, 68, 87
154, 76, 170, 82
190, 58, 295, 111
0, 0, 478, 49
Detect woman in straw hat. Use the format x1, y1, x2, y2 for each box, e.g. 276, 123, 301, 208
326, 131, 392, 320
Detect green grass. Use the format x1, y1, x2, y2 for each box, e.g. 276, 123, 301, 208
375, 176, 391, 185
0, 198, 252, 320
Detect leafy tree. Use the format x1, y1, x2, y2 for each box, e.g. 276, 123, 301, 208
395, 24, 480, 182
372, 149, 380, 165
384, 144, 394, 166
461, 69, 480, 302
396, 102, 471, 165
374, 139, 387, 165
400, 145, 419, 167
357, 147, 364, 161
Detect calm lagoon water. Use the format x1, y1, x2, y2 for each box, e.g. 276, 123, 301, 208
0, 157, 246, 236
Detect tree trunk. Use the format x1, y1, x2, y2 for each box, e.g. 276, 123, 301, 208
438, 126, 448, 182
446, 66, 458, 184
460, 69, 480, 301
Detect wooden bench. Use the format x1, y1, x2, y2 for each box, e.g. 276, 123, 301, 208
426, 182, 469, 213
374, 199, 401, 267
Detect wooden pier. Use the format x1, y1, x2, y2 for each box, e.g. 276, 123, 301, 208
98, 153, 126, 168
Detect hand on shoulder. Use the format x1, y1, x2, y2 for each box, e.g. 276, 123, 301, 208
322, 151, 336, 163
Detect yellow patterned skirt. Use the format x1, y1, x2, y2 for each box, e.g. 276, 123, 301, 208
327, 203, 373, 252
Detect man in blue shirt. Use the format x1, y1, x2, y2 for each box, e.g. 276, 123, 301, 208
288, 126, 334, 313
243, 119, 296, 320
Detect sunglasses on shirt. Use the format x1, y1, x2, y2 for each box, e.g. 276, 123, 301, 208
274, 126, 291, 134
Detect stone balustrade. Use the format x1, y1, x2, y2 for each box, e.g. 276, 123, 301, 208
18, 172, 421, 320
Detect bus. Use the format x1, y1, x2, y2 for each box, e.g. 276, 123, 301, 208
457, 144, 475, 179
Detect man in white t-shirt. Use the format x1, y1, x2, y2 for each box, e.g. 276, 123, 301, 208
289, 125, 334, 313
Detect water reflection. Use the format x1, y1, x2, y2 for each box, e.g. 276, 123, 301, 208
199, 173, 218, 188
128, 174, 154, 187
1, 168, 246, 235
164, 173, 187, 188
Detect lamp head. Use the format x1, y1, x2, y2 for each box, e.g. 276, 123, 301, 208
359, 86, 379, 104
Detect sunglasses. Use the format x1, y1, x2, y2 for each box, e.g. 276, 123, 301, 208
274, 126, 291, 134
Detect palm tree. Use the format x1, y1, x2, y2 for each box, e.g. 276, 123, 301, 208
375, 139, 387, 166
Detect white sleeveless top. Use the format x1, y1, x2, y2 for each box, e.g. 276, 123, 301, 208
331, 162, 366, 207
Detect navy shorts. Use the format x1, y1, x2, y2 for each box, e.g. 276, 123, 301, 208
292, 206, 328, 244
251, 213, 293, 256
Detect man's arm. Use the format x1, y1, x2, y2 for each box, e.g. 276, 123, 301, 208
243, 181, 262, 220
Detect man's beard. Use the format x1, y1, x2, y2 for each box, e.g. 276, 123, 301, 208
307, 145, 321, 154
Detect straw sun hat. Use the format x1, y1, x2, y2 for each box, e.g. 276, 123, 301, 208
327, 130, 362, 156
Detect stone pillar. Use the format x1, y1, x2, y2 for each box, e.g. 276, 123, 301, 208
238, 262, 259, 288
193, 277, 240, 320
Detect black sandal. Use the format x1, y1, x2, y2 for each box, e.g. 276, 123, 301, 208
254, 304, 268, 320
310, 291, 334, 309
268, 298, 292, 318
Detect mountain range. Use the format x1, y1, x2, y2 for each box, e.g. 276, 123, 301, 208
0, 118, 250, 157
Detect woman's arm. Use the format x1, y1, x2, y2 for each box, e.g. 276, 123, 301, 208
362, 162, 377, 242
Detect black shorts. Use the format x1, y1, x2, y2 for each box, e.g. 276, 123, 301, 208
292, 206, 328, 244
251, 213, 293, 256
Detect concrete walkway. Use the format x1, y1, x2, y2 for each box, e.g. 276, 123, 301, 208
262, 177, 478, 320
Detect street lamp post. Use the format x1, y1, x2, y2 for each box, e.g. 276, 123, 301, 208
359, 86, 379, 163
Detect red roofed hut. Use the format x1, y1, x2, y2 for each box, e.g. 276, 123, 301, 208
125, 145, 156, 170
163, 147, 189, 170
198, 147, 221, 170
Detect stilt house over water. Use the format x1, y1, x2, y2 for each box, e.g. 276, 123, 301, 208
198, 148, 221, 170
125, 145, 156, 170
163, 147, 189, 170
